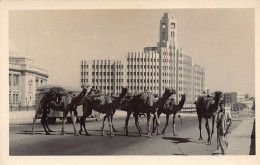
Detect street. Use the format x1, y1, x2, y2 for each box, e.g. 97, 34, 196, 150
9, 110, 253, 156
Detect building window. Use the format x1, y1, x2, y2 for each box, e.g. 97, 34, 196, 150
13, 94, 19, 105
162, 23, 166, 28
9, 74, 12, 86
13, 75, 19, 86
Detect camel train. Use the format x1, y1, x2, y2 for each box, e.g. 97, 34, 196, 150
31, 85, 222, 144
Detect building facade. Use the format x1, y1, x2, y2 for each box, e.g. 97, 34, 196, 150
193, 65, 206, 101
224, 92, 238, 104
9, 40, 48, 107
183, 55, 193, 103
80, 13, 205, 102
80, 58, 127, 95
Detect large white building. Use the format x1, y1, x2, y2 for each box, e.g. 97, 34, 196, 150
81, 13, 205, 102
9, 40, 49, 107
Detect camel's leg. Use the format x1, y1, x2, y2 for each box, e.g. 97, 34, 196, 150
134, 113, 143, 136
162, 114, 169, 135
154, 111, 160, 135
70, 110, 79, 136
146, 113, 152, 138
74, 108, 80, 123
107, 114, 115, 137
41, 110, 50, 135
101, 114, 108, 136
124, 111, 131, 136
205, 119, 211, 145
31, 108, 41, 135
61, 109, 69, 135
152, 115, 156, 133
111, 111, 117, 132
79, 111, 91, 135
197, 113, 203, 140
211, 115, 215, 138
45, 122, 53, 132
172, 114, 177, 136
45, 108, 53, 132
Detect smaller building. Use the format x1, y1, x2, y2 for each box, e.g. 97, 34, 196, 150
224, 92, 238, 104
9, 40, 49, 107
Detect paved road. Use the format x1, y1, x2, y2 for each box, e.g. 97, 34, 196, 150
9, 112, 243, 155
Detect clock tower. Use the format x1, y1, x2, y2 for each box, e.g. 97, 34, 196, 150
157, 12, 180, 100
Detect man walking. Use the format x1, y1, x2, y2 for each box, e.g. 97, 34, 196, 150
216, 101, 232, 155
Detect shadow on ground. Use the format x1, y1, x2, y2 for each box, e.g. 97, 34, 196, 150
162, 136, 203, 144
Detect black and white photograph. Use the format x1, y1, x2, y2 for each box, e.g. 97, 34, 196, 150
0, 0, 259, 165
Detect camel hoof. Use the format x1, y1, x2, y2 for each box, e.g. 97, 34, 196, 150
147, 134, 153, 138
79, 130, 82, 135
46, 132, 51, 135
74, 133, 79, 136
61, 132, 66, 135
85, 133, 91, 136
110, 134, 115, 137
156, 132, 161, 135
102, 132, 106, 136
48, 130, 54, 132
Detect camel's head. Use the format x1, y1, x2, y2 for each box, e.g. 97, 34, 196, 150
214, 91, 223, 100
118, 93, 132, 110
120, 87, 128, 97
81, 84, 90, 95
163, 88, 176, 98
181, 94, 186, 100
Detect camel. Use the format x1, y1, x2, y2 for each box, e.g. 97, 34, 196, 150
31, 87, 66, 135
79, 87, 128, 136
195, 91, 222, 145
152, 94, 186, 136
31, 85, 89, 135
124, 88, 175, 137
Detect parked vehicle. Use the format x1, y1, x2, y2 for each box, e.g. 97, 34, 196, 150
35, 85, 100, 123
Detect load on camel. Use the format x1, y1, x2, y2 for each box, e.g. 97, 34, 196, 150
152, 94, 186, 136
123, 88, 175, 137
79, 87, 128, 137
195, 91, 222, 145
31, 85, 89, 136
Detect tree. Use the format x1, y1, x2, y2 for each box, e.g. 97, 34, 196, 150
233, 102, 247, 111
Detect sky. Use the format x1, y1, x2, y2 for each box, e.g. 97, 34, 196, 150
9, 9, 255, 96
